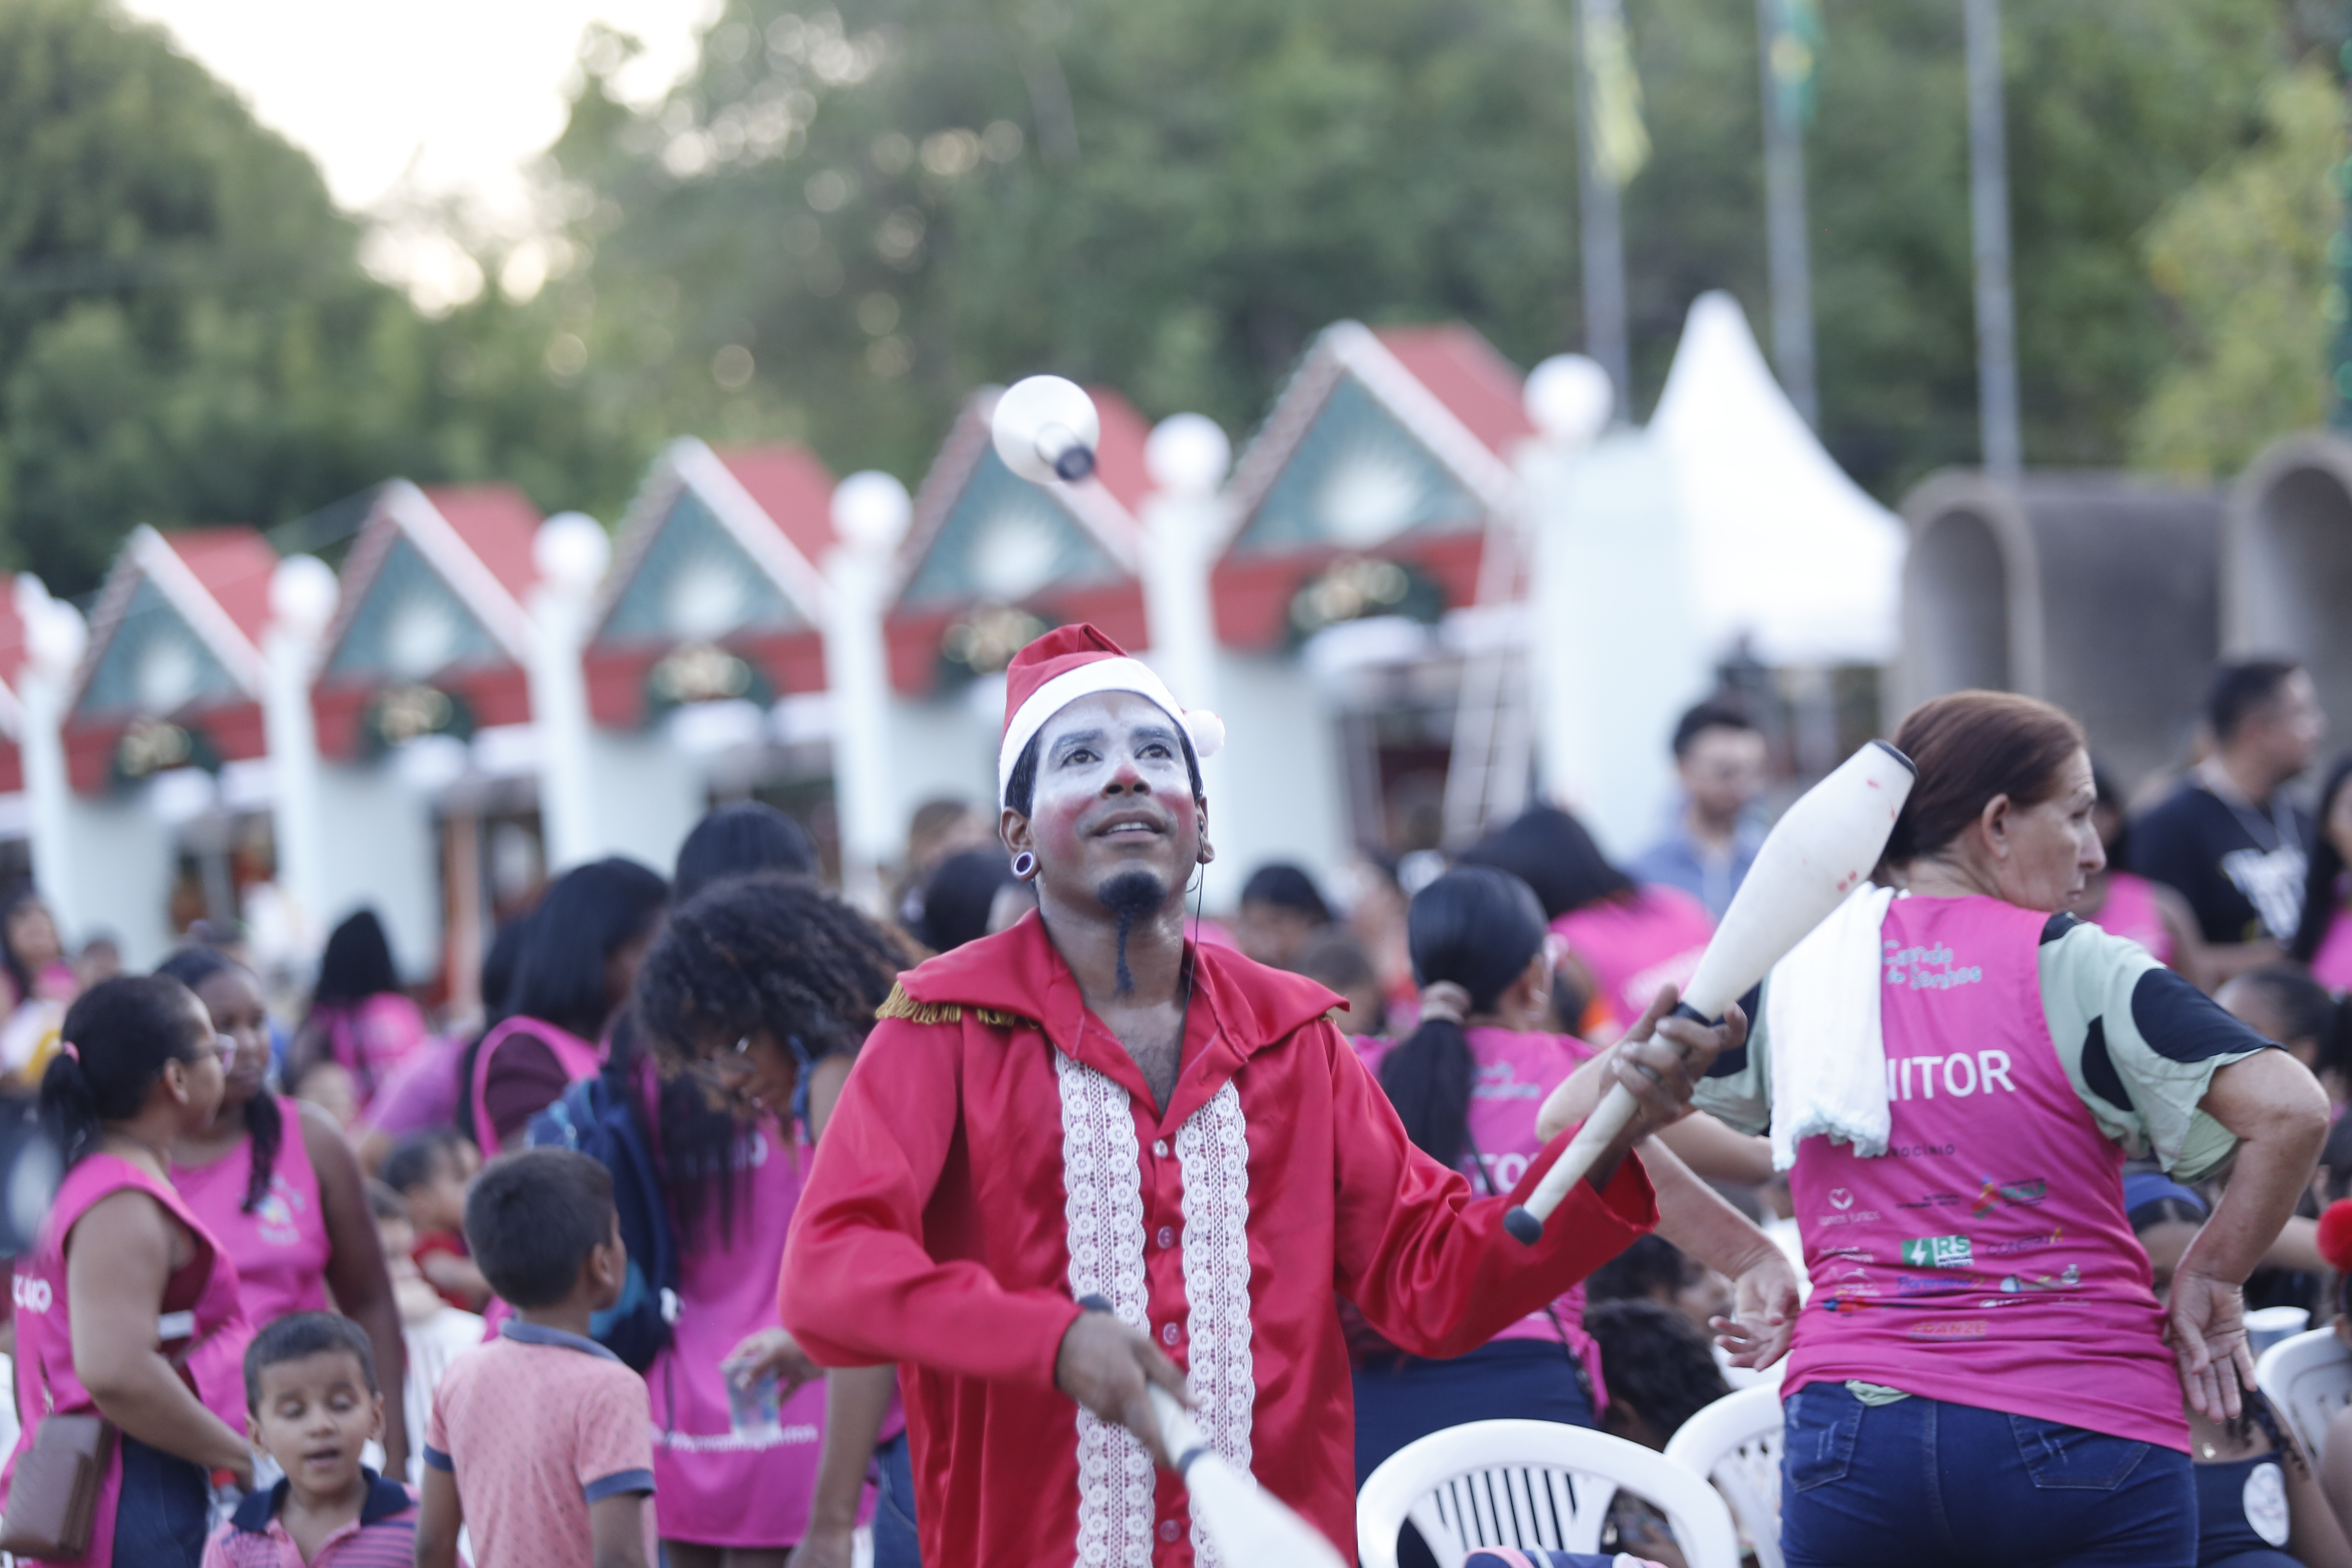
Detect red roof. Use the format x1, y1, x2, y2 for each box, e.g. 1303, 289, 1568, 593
713, 446, 839, 566
166, 526, 278, 646
1086, 388, 1153, 514
423, 485, 542, 604
1372, 325, 1534, 459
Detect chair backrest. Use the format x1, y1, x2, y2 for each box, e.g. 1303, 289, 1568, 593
1357, 1419, 1741, 1568
2257, 1326, 2352, 1462
1663, 1383, 1785, 1568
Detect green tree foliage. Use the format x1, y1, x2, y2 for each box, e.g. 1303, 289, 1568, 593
2132, 66, 2342, 480
548, 0, 2278, 498
0, 0, 652, 596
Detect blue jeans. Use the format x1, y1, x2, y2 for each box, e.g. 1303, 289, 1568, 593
112, 1434, 208, 1568
1780, 1383, 2197, 1568
870, 1431, 919, 1568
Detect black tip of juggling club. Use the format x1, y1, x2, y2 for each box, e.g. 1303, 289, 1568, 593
1868, 738, 1917, 776
1054, 446, 1097, 482
1076, 1294, 1112, 1314
1504, 1207, 1542, 1246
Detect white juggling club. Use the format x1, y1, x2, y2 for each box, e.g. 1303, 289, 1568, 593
992, 374, 1099, 484
1505, 739, 1917, 1243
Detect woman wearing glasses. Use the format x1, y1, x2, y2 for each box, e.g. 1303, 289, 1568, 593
6, 976, 253, 1565
162, 946, 407, 1479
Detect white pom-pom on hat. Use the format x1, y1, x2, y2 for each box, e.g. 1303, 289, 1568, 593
1183, 709, 1225, 760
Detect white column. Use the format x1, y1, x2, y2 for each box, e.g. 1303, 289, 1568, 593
263, 555, 338, 947
15, 577, 84, 931
527, 513, 611, 873
1140, 413, 1231, 804
824, 473, 912, 911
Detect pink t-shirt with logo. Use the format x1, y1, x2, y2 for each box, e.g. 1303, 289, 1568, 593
2088, 871, 2174, 968
1355, 1027, 1606, 1403
2312, 882, 2352, 991
1550, 887, 1715, 1033
174, 1098, 334, 1429
1784, 895, 2187, 1452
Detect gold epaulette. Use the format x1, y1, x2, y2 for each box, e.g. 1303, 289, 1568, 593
874, 982, 1029, 1029
1323, 1007, 1347, 1028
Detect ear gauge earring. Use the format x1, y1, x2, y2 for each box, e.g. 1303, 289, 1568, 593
1011, 851, 1038, 881
1198, 839, 1215, 864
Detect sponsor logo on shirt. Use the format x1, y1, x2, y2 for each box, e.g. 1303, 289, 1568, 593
1905, 1318, 1988, 1341
255, 1174, 306, 1247
1827, 1188, 1854, 1210
1972, 1177, 2048, 1217
1898, 1191, 1964, 1210
1470, 1061, 1543, 1102
1900, 1234, 1973, 1269
1984, 1227, 2065, 1257
1889, 1143, 1959, 1158
12, 1275, 50, 1314
1815, 1205, 1882, 1228
1896, 1272, 1974, 1297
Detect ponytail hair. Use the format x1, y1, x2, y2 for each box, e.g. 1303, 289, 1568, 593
40, 975, 208, 1167
155, 945, 280, 1212
1378, 867, 1549, 1172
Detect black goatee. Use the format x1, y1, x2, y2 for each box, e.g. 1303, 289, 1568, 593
1097, 870, 1168, 995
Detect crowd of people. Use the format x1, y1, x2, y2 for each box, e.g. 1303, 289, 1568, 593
3, 630, 2352, 1568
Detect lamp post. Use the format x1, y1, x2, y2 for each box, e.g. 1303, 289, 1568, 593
262, 554, 338, 951
825, 471, 912, 910
527, 512, 611, 872
1140, 413, 1230, 804
1964, 0, 2021, 478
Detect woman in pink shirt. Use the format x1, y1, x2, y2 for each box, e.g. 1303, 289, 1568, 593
1674, 692, 2329, 1568
161, 946, 407, 1478
1460, 807, 1715, 1036
2292, 755, 2352, 990
288, 911, 432, 1118
6, 975, 254, 1565
1352, 865, 1795, 1535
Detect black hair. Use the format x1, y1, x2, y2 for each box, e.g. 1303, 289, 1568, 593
1456, 805, 1634, 920
243, 1311, 378, 1409
0, 881, 49, 1007
364, 1179, 408, 1224
1239, 863, 1332, 924
2210, 659, 2303, 746
2293, 752, 2352, 966
1001, 721, 1204, 821
503, 858, 668, 1042
1671, 698, 1758, 759
40, 975, 210, 1167
2226, 964, 2352, 1081
382, 1127, 467, 1198
1584, 1233, 1703, 1304
1584, 1298, 1730, 1441
464, 1148, 616, 1309
312, 910, 400, 1007
915, 848, 1018, 954
1294, 931, 1382, 1031
156, 945, 282, 1215
1378, 867, 1550, 1173
2091, 762, 2132, 865
631, 874, 907, 1245
480, 912, 532, 1026
674, 802, 818, 903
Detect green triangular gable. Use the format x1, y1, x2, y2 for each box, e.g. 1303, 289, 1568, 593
599, 486, 802, 646
326, 535, 505, 682
898, 447, 1123, 609
76, 575, 242, 718
1228, 374, 1483, 556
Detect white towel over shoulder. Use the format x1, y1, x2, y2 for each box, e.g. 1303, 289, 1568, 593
1765, 883, 1898, 1173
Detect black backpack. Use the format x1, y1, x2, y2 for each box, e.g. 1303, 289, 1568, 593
527, 1069, 679, 1371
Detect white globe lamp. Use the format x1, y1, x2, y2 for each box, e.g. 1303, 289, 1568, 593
991, 376, 1099, 485
1144, 413, 1230, 498
1524, 354, 1614, 447
534, 512, 611, 594
831, 471, 913, 555
269, 554, 340, 637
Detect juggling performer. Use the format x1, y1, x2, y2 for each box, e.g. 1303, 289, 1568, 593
776, 622, 1744, 1568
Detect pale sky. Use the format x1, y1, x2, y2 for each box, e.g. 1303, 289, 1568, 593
117, 0, 721, 306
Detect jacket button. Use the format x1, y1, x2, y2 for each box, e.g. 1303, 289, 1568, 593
1162, 1322, 1181, 1345
1160, 1520, 1181, 1542
1153, 1139, 1169, 1158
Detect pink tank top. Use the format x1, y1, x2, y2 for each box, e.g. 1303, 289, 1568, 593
468, 1015, 603, 1152
2089, 872, 2174, 968
321, 993, 432, 1101
1784, 895, 2187, 1451
172, 1099, 332, 1429
6, 1154, 245, 1567
648, 1117, 837, 1544
1550, 886, 1715, 1032
1353, 1028, 1608, 1406
2312, 882, 2352, 991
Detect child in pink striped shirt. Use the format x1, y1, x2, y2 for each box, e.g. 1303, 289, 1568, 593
202, 1312, 421, 1568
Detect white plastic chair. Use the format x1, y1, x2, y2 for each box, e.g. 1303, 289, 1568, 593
1357, 1419, 1741, 1568
1663, 1383, 1785, 1568
2257, 1326, 2352, 1463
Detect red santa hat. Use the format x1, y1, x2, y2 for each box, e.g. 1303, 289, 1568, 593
998, 624, 1225, 804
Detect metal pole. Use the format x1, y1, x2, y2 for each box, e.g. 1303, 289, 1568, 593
1964, 0, 2021, 477
1758, 0, 1818, 426
1574, 0, 1632, 413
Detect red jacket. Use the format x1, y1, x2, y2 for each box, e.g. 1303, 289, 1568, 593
780, 912, 1656, 1568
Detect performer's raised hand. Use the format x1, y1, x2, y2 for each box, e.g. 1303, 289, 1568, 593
1607, 983, 1746, 1146
1055, 1308, 1192, 1468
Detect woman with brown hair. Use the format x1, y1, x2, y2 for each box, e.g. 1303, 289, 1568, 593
1672, 691, 2328, 1568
